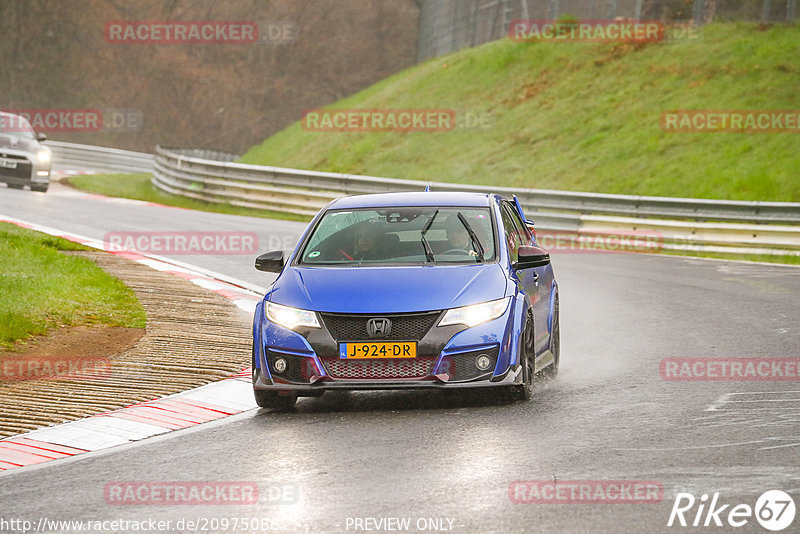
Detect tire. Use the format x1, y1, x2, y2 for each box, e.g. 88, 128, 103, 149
511, 313, 535, 401
542, 295, 560, 379
31, 185, 48, 193
254, 389, 298, 409
7, 184, 24, 189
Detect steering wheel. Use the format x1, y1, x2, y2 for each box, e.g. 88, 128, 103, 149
443, 248, 470, 255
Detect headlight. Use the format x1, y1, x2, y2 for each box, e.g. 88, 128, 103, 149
265, 301, 320, 330
439, 297, 510, 328
36, 149, 51, 164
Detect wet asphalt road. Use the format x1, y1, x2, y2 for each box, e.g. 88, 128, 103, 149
1, 183, 799, 533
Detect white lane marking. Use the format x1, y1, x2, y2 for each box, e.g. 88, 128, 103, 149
725, 399, 800, 403
706, 392, 731, 411
23, 422, 132, 451
760, 440, 800, 451
180, 380, 258, 412
233, 300, 258, 313
717, 390, 800, 395
701, 391, 800, 450
67, 416, 170, 441
615, 439, 776, 451
618, 391, 800, 452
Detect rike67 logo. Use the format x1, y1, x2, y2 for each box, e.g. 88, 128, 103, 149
668, 490, 795, 531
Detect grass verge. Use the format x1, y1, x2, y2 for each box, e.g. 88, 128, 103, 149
241, 22, 800, 202
0, 222, 147, 350
68, 173, 309, 222
657, 248, 800, 266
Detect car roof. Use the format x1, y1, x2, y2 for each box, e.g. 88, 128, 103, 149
328, 191, 495, 210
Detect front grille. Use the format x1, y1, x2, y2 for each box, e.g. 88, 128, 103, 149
321, 357, 437, 379
320, 311, 441, 341
0, 160, 32, 179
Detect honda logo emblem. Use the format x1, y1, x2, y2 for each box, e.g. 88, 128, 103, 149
366, 318, 392, 338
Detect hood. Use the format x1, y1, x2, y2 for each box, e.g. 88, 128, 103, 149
269, 263, 510, 313
0, 135, 39, 153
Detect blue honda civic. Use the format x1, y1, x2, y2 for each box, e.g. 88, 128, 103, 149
252, 191, 559, 408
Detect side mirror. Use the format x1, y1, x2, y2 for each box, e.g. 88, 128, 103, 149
255, 250, 285, 272
514, 245, 550, 269
36, 132, 47, 142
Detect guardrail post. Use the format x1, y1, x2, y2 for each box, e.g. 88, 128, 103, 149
762, 0, 772, 21
607, 0, 618, 19
693, 0, 706, 25
549, 0, 559, 19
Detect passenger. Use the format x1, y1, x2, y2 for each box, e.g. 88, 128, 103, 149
341, 224, 384, 261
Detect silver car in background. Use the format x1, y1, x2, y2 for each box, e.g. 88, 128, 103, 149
0, 111, 51, 192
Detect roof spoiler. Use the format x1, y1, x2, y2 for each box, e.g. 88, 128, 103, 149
513, 195, 537, 238
513, 195, 533, 226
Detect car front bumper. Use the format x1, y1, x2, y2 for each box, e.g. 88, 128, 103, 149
252, 299, 524, 393
0, 149, 51, 186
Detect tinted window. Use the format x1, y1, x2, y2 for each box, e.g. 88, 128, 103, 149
299, 206, 496, 266
505, 202, 531, 244
500, 204, 523, 262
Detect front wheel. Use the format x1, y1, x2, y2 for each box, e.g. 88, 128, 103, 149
254, 390, 297, 409
31, 185, 48, 193
511, 314, 535, 401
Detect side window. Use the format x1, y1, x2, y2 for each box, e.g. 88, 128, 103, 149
505, 202, 532, 245
500, 205, 523, 262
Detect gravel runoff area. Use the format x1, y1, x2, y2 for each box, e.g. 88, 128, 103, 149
0, 250, 253, 438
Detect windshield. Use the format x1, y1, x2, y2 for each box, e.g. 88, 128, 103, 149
0, 114, 36, 139
299, 206, 496, 266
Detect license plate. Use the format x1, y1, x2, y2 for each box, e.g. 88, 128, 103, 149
339, 342, 417, 359
0, 159, 17, 169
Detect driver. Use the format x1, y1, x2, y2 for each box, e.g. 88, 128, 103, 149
444, 214, 478, 256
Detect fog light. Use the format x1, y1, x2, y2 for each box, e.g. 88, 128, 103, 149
273, 358, 287, 373
475, 354, 491, 371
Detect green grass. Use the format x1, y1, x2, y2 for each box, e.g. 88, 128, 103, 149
69, 173, 309, 222
0, 223, 147, 350
658, 249, 800, 265
241, 22, 800, 202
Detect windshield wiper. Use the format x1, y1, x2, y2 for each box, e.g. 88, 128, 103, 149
420, 209, 438, 264
457, 212, 485, 263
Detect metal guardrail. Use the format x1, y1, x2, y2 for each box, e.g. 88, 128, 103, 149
45, 142, 800, 256
46, 140, 154, 174
150, 146, 800, 256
